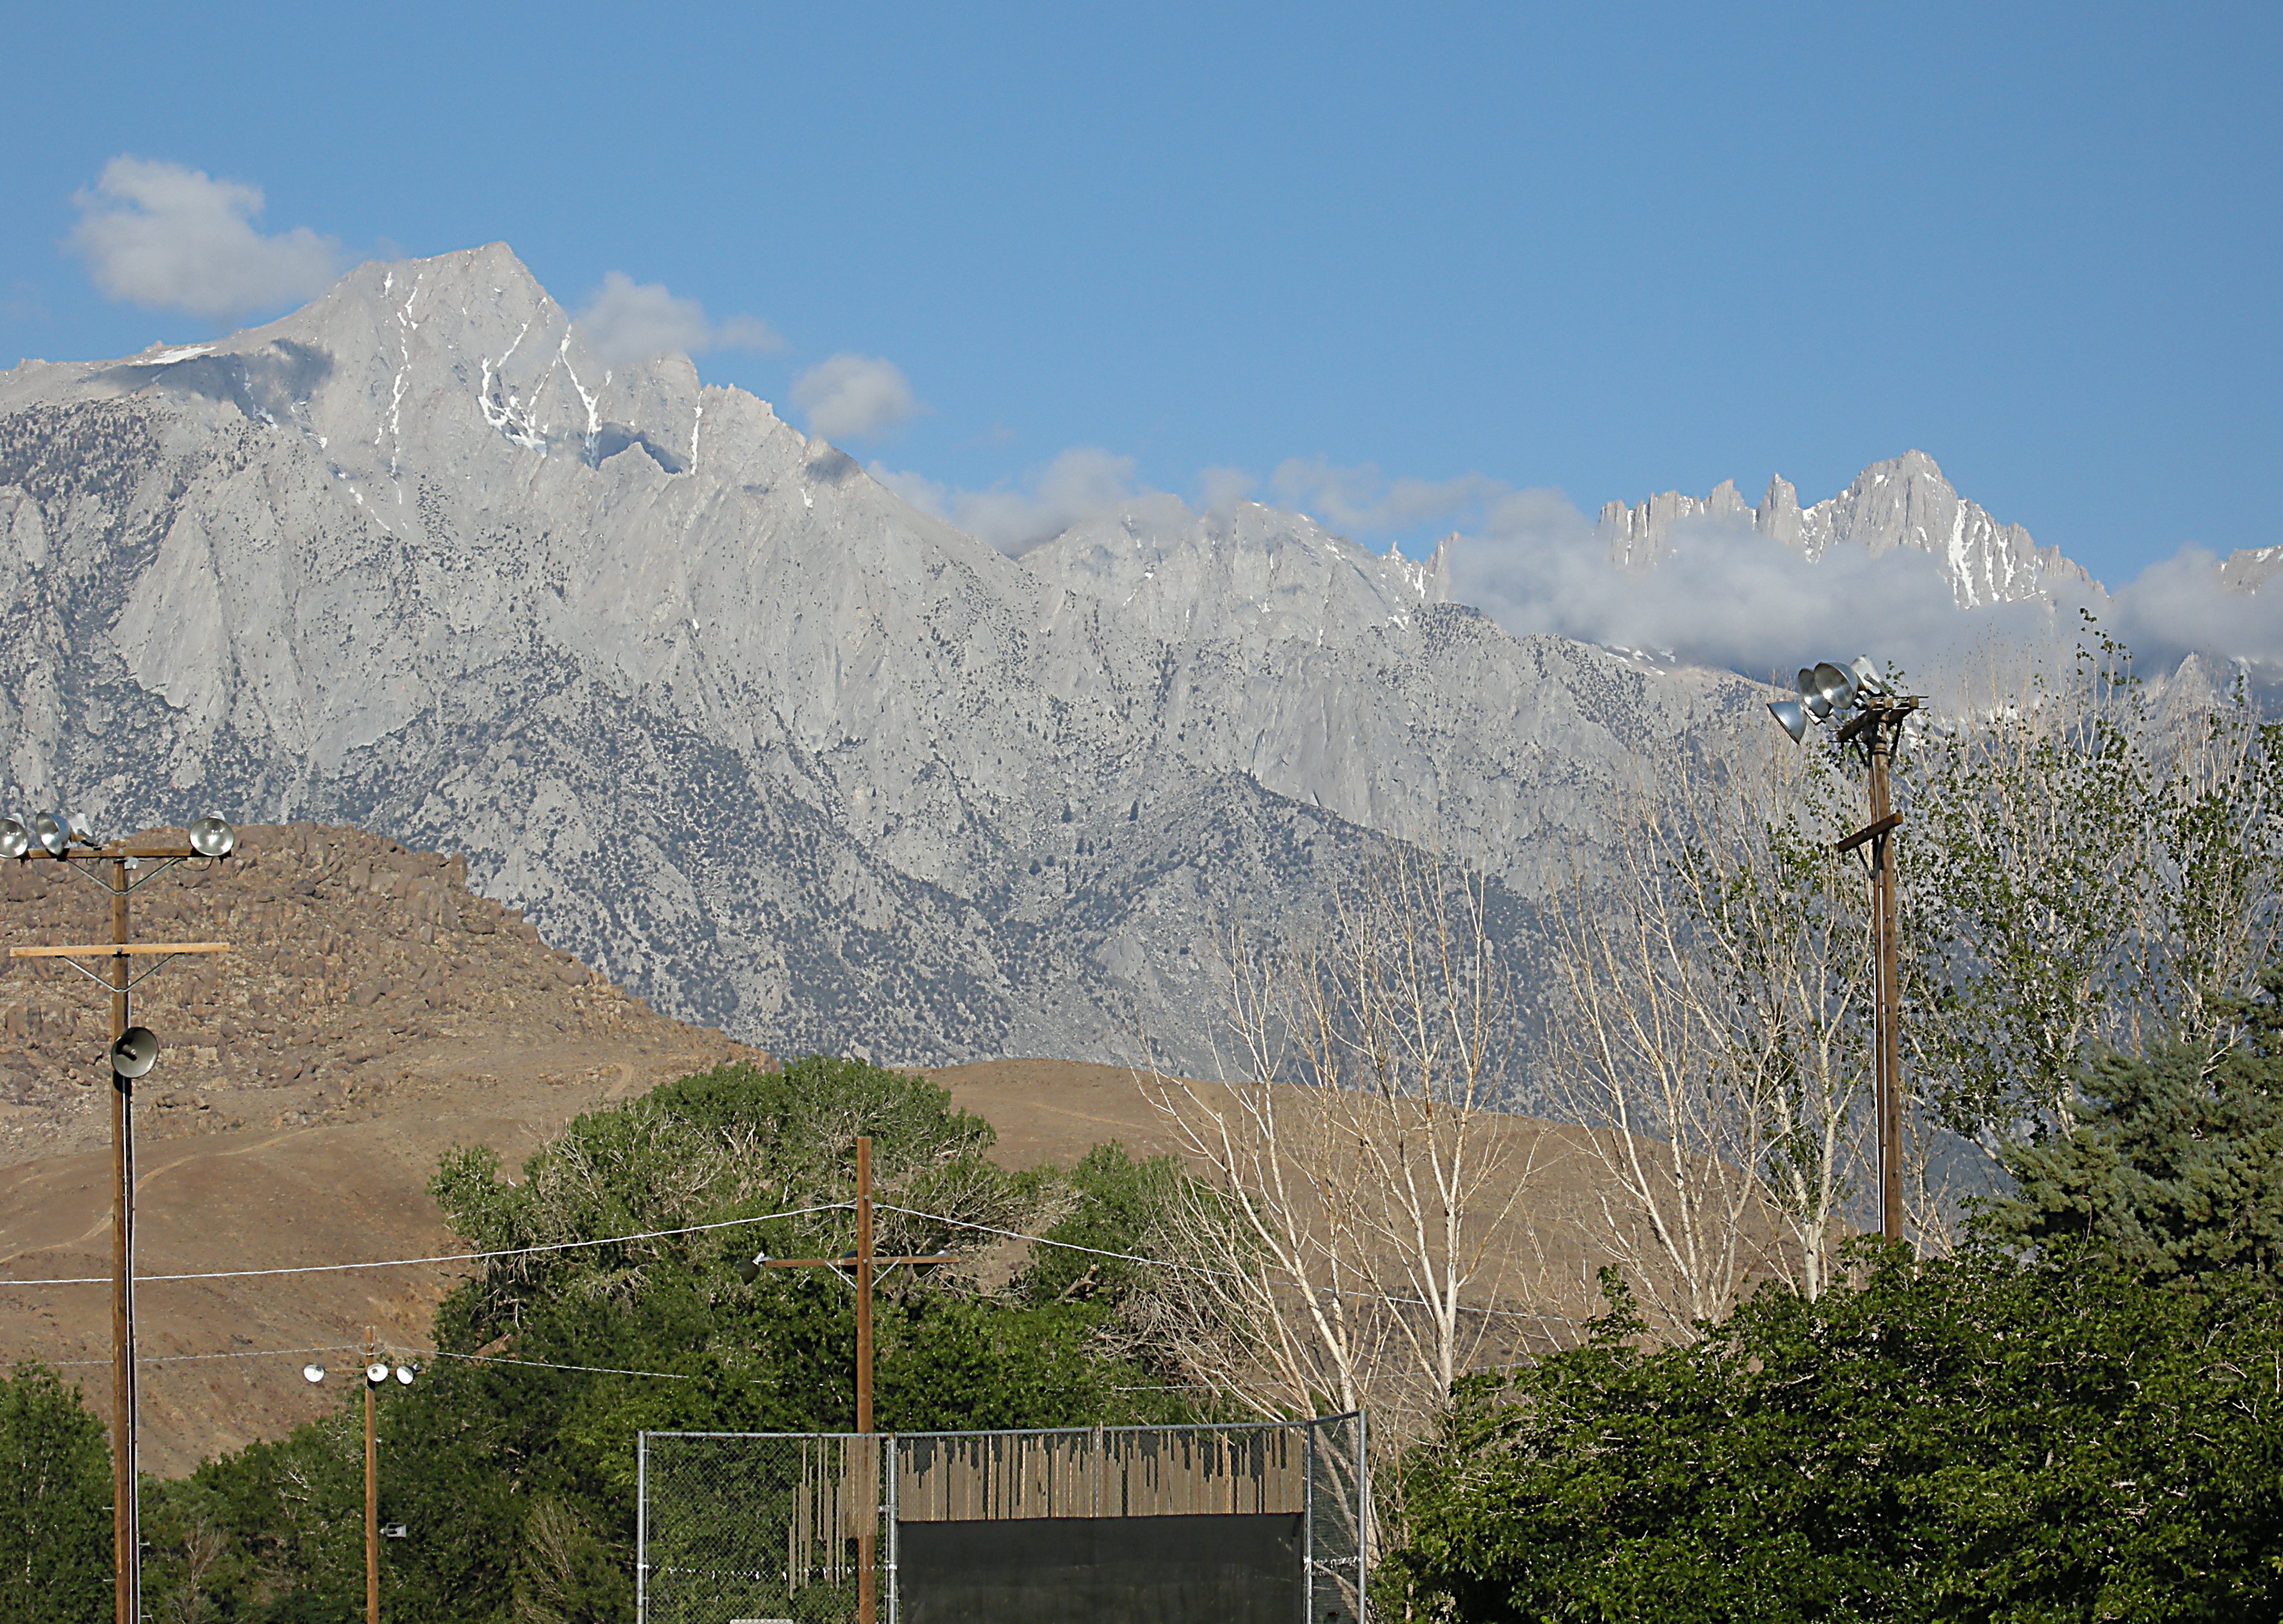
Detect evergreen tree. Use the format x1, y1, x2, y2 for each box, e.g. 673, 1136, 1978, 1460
1982, 965, 2283, 1279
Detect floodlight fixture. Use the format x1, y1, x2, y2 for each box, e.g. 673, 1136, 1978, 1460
110, 1027, 159, 1080
33, 814, 66, 857
1810, 661, 1857, 716
0, 820, 25, 861
1795, 669, 1833, 721
1767, 699, 1810, 744
735, 1250, 766, 1284
1777, 654, 1901, 746
188, 817, 235, 860
365, 1361, 390, 1386
303, 1364, 327, 1384
393, 1364, 415, 1385
1761, 650, 1920, 1246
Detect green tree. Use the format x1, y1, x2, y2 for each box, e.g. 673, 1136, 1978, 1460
1384, 1243, 2283, 1623
1904, 632, 2283, 1158
1980, 964, 2283, 1280
144, 1057, 1208, 1623
0, 1364, 109, 1624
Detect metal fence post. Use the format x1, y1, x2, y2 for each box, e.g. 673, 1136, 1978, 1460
886, 1433, 900, 1624
1301, 1418, 1317, 1624
635, 1431, 647, 1624
1357, 1409, 1371, 1620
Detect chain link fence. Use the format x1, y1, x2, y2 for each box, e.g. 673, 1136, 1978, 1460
639, 1414, 1369, 1623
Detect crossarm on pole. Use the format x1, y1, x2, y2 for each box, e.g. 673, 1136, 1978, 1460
11, 943, 232, 957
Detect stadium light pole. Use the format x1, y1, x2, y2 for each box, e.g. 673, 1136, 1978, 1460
2, 812, 237, 1624
303, 1335, 418, 1624
1768, 661, 1920, 1241
735, 1135, 950, 1624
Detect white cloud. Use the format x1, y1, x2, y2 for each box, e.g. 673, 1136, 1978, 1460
1443, 497, 2282, 690
1449, 500, 2031, 685
870, 463, 950, 517
1198, 465, 1254, 513
574, 271, 781, 369
793, 353, 918, 441
873, 447, 1149, 555
1270, 457, 1507, 534
69, 157, 345, 322
2106, 547, 2283, 673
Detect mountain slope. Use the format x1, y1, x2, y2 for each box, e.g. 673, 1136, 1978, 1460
0, 245, 1757, 1065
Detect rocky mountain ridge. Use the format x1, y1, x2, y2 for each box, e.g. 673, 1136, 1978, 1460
0, 244, 1765, 1066
16, 245, 2174, 1066
1596, 450, 2095, 609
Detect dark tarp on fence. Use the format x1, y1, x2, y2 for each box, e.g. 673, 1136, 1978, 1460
896, 1512, 1304, 1624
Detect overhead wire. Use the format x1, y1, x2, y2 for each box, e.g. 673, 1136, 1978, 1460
413, 1347, 693, 1381
0, 1202, 853, 1288
873, 1202, 1576, 1327
49, 1341, 366, 1369
10, 1195, 1574, 1378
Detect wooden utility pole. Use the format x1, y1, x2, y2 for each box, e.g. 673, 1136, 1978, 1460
1836, 701, 1917, 1240
755, 1136, 950, 1624
9, 831, 233, 1624
364, 1331, 381, 1624
856, 1135, 874, 1436
854, 1137, 876, 1624
107, 855, 135, 1624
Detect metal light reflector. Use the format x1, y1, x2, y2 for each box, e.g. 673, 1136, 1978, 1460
0, 819, 26, 860
33, 813, 66, 857
1766, 699, 1810, 743
188, 817, 235, 859
1810, 661, 1857, 716
110, 1027, 159, 1080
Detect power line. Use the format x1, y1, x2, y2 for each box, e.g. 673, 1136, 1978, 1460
0, 1203, 853, 1288
414, 1347, 692, 1381
49, 1342, 366, 1369
41, 1341, 697, 1382
874, 1202, 1575, 1327
4, 1193, 1572, 1336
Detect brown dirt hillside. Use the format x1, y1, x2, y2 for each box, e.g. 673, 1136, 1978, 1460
0, 823, 755, 1474
0, 828, 1632, 1474
929, 1057, 1621, 1352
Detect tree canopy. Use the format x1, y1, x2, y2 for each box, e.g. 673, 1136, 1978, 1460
1386, 1241, 2283, 1623
1979, 965, 2283, 1281
123, 1056, 1200, 1624
0, 1362, 109, 1624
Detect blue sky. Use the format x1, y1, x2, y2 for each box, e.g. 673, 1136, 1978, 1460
2, 2, 2277, 588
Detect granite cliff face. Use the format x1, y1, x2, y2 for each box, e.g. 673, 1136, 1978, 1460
0, 246, 1756, 1067
1598, 451, 2094, 609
